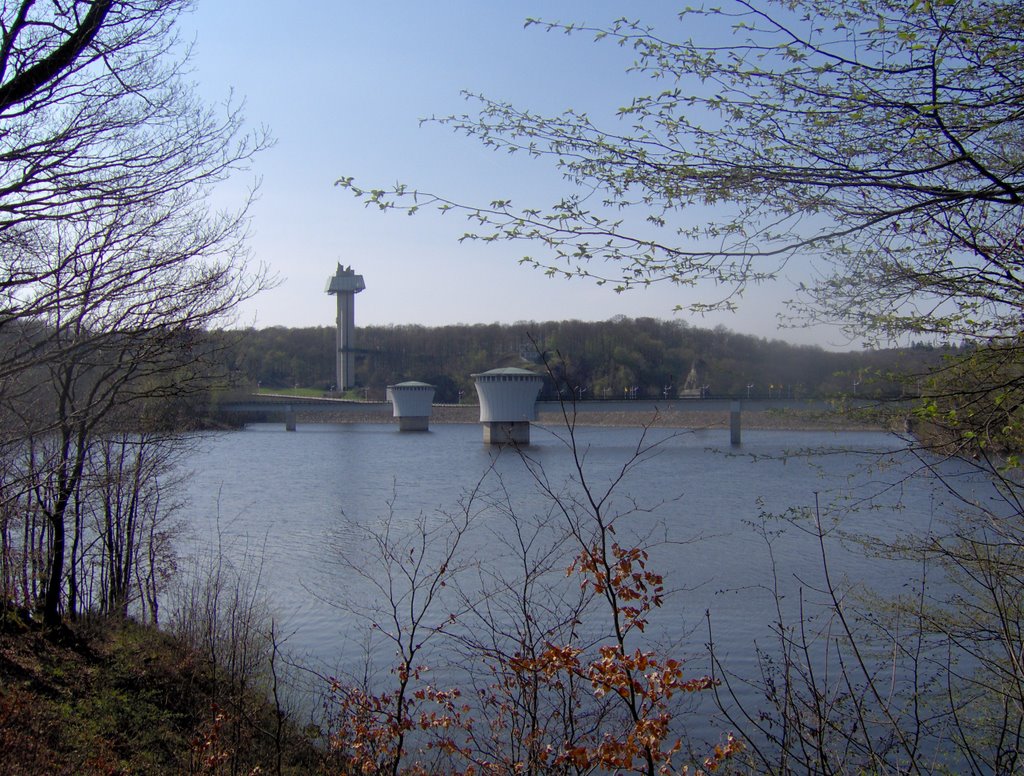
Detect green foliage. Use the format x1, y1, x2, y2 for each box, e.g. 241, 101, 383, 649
913, 339, 1024, 462
340, 0, 1023, 350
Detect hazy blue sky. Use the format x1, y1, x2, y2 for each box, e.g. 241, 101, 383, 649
184, 2, 851, 348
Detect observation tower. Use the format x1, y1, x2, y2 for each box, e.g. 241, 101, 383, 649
325, 264, 365, 391
472, 367, 545, 445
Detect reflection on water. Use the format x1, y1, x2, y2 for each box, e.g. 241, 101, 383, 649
179, 421, 989, 744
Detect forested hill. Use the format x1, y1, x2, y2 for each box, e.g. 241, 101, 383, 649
210, 318, 953, 403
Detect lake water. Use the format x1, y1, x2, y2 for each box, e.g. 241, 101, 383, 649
178, 420, 989, 751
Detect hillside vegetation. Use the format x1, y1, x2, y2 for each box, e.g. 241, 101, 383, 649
211, 318, 955, 402
0, 611, 320, 775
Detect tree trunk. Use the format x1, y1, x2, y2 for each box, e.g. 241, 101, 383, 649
43, 513, 64, 627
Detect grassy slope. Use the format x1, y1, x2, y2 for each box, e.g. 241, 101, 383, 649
0, 611, 320, 775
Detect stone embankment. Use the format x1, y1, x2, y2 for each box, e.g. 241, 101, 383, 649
293, 404, 889, 431
538, 407, 886, 431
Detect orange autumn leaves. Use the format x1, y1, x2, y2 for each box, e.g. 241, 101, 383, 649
325, 533, 741, 774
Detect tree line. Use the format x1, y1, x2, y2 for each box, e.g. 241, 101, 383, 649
0, 0, 1020, 772
0, 1, 267, 628
213, 317, 955, 402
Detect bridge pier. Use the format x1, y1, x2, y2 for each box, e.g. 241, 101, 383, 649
482, 421, 531, 445
284, 405, 296, 432
730, 401, 741, 446
387, 382, 436, 432
473, 368, 544, 446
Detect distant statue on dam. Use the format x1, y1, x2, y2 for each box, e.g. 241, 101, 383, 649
325, 264, 365, 391
681, 358, 707, 398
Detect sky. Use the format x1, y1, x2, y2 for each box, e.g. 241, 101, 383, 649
182, 2, 855, 349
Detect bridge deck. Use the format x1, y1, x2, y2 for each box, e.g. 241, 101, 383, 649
217, 395, 880, 419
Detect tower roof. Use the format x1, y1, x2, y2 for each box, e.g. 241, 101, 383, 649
473, 367, 543, 422
471, 367, 543, 379
326, 263, 366, 294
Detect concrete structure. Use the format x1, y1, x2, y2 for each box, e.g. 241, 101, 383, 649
472, 367, 545, 445
325, 264, 366, 391
386, 381, 436, 431
730, 401, 742, 446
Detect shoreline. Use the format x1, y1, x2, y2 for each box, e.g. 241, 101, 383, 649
284, 404, 892, 432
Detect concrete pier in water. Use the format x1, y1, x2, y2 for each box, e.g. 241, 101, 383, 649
386, 381, 436, 431
472, 368, 544, 445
